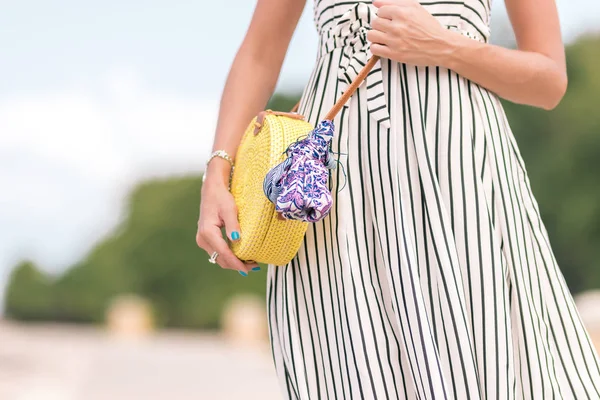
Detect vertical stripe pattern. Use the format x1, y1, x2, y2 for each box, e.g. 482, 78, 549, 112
267, 1, 600, 399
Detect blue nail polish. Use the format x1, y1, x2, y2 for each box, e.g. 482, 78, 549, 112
252, 267, 261, 272
239, 271, 248, 277
231, 231, 240, 240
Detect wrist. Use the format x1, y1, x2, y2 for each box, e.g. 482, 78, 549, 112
438, 29, 472, 71
202, 156, 233, 188
202, 173, 230, 192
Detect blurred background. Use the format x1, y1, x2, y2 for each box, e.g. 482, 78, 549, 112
0, 1, 599, 399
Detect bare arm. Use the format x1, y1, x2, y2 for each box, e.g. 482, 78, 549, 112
197, 0, 305, 273
442, 0, 566, 109
207, 0, 306, 186
369, 0, 567, 110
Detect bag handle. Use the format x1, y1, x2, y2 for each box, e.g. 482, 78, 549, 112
289, 56, 380, 120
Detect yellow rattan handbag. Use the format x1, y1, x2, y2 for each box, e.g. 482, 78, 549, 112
230, 57, 379, 266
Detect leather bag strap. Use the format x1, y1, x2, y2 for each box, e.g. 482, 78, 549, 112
324, 56, 379, 120
289, 56, 380, 120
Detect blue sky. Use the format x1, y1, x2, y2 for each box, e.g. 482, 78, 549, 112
0, 1, 317, 98
0, 0, 598, 306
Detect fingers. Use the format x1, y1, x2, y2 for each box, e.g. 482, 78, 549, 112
373, 0, 417, 7
373, 0, 400, 7
375, 5, 403, 20
196, 223, 260, 275
370, 43, 394, 59
198, 223, 252, 273
371, 16, 393, 32
196, 187, 261, 276
375, 1, 420, 20
242, 261, 261, 275
221, 198, 241, 242
367, 29, 389, 46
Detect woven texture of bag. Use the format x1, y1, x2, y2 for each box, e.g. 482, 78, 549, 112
230, 112, 314, 266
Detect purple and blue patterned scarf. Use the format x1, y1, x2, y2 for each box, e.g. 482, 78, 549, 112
263, 121, 337, 223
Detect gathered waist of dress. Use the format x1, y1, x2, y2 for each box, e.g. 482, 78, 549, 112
310, 3, 490, 128
316, 3, 489, 60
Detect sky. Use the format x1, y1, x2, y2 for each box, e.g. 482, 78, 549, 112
0, 0, 599, 305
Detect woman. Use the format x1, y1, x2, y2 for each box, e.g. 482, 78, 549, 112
196, 0, 600, 398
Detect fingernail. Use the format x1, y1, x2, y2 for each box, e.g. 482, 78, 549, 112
239, 271, 248, 277
231, 231, 240, 240
252, 267, 261, 272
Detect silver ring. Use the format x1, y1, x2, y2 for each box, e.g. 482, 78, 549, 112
208, 251, 219, 264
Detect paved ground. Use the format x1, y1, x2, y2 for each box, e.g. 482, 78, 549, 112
2, 293, 599, 400
0, 322, 281, 400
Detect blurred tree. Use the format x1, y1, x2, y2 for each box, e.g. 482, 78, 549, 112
267, 92, 302, 111
3, 91, 300, 328
49, 176, 268, 329
503, 34, 600, 293
4, 261, 55, 321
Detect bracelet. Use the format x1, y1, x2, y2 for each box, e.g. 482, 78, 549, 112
203, 150, 235, 186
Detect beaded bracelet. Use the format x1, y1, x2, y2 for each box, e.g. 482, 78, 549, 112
203, 150, 235, 188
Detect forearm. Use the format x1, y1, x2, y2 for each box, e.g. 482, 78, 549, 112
440, 31, 567, 110
207, 46, 283, 185
204, 0, 305, 187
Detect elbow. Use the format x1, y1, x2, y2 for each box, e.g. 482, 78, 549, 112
540, 71, 568, 111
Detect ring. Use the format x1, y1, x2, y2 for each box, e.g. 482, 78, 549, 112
208, 251, 219, 264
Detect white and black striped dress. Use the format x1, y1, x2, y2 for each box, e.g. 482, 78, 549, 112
266, 1, 600, 399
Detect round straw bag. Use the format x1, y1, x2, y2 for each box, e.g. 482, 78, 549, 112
230, 57, 379, 266
230, 110, 313, 266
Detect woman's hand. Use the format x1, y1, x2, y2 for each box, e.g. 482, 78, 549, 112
367, 0, 453, 67
194, 0, 306, 272
368, 0, 567, 109
196, 160, 259, 276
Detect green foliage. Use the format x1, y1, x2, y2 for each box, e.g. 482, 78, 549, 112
267, 92, 302, 112
502, 34, 600, 293
4, 36, 600, 326
3, 92, 301, 328
4, 177, 269, 329
61, 176, 268, 329
4, 261, 55, 321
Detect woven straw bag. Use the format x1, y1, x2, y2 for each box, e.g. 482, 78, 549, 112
230, 57, 379, 266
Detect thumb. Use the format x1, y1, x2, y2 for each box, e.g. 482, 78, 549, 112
221, 200, 242, 242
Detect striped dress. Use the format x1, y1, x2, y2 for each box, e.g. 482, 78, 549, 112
266, 1, 600, 399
